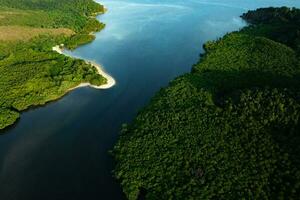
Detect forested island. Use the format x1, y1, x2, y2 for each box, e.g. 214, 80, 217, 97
0, 0, 108, 129
113, 7, 300, 200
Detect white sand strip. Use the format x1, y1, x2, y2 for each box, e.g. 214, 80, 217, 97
52, 45, 116, 90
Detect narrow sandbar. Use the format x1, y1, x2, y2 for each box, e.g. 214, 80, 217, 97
52, 45, 116, 91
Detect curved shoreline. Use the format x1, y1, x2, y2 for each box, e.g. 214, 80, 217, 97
52, 45, 116, 90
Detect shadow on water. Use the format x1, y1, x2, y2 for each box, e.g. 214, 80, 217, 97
0, 119, 20, 135
1, 0, 300, 200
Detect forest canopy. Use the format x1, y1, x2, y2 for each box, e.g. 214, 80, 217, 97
0, 0, 106, 130
113, 7, 300, 200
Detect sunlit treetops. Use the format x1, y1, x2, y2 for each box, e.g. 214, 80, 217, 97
113, 7, 300, 200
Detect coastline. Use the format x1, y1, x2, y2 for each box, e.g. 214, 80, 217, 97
52, 45, 116, 91
51, 0, 116, 91
2, 44, 116, 131
0, 1, 113, 131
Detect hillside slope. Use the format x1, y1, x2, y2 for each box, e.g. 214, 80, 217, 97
113, 7, 300, 200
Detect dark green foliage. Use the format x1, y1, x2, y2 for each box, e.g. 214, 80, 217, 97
113, 7, 300, 200
0, 0, 104, 15
0, 0, 104, 32
65, 34, 95, 50
0, 36, 106, 128
0, 0, 106, 129
0, 108, 19, 129
241, 7, 300, 25
81, 18, 105, 34
64, 15, 105, 49
241, 7, 300, 53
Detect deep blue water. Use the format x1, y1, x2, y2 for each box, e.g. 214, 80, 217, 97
1, 0, 300, 199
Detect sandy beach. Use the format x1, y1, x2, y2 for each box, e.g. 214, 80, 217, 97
52, 45, 116, 90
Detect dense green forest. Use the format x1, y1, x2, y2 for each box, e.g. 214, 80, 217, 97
241, 7, 300, 54
0, 0, 106, 130
113, 7, 300, 200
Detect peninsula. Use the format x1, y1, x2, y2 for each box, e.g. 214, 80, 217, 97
0, 0, 114, 130
52, 45, 115, 90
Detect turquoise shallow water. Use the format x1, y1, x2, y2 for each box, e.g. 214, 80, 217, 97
1, 0, 300, 199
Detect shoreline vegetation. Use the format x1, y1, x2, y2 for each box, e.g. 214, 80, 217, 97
0, 0, 113, 130
52, 45, 116, 90
113, 7, 300, 200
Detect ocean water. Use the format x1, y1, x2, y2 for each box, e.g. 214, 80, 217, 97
1, 0, 300, 199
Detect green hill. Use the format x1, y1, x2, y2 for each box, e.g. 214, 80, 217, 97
113, 7, 300, 200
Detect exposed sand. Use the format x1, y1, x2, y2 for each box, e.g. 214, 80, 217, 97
52, 45, 116, 90
52, 45, 63, 54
